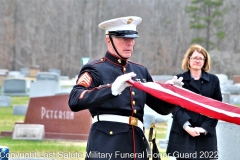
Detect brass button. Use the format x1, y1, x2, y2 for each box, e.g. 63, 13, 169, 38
123, 67, 126, 72
107, 84, 110, 86
100, 58, 103, 61
132, 91, 135, 95
132, 101, 135, 105
109, 131, 113, 135
118, 59, 121, 63
143, 137, 144, 140
134, 109, 137, 114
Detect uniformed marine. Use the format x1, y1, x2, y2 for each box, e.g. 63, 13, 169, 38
68, 16, 176, 160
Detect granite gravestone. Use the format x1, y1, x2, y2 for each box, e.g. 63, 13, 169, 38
13, 105, 28, 115
48, 68, 61, 76
0, 69, 8, 88
216, 121, 240, 160
30, 72, 60, 97
29, 65, 40, 78
24, 94, 91, 140
12, 124, 44, 140
20, 67, 30, 77
8, 71, 23, 78
151, 75, 173, 83
29, 81, 60, 97
3, 78, 28, 96
36, 72, 59, 82
233, 75, 240, 84
0, 95, 11, 107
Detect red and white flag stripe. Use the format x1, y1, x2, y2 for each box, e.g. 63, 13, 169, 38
128, 80, 240, 125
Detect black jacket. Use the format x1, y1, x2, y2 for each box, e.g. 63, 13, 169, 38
69, 52, 175, 160
166, 71, 222, 159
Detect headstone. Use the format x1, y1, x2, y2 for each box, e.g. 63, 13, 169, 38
151, 75, 173, 83
216, 121, 240, 160
3, 78, 28, 96
23, 94, 91, 140
12, 124, 44, 140
233, 75, 240, 84
159, 117, 173, 149
60, 76, 69, 80
36, 72, 59, 82
222, 92, 230, 103
0, 95, 11, 107
29, 81, 60, 97
230, 95, 240, 105
8, 71, 23, 78
144, 105, 171, 124
29, 65, 40, 78
0, 69, 8, 87
216, 74, 228, 85
12, 105, 28, 115
20, 67, 30, 77
226, 79, 233, 85
0, 146, 9, 160
30, 72, 61, 97
221, 84, 240, 95
48, 68, 61, 76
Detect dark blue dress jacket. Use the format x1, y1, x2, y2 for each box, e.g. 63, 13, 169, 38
68, 52, 175, 160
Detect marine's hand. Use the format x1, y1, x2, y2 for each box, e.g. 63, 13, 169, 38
165, 76, 184, 87
111, 72, 136, 96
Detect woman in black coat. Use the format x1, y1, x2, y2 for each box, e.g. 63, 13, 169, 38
166, 44, 222, 160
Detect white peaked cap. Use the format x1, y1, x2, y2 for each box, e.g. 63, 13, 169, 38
98, 16, 142, 34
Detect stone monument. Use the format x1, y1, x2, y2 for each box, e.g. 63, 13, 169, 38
24, 94, 92, 140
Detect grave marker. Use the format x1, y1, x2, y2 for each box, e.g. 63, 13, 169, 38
20, 67, 30, 77
12, 124, 44, 140
0, 69, 8, 88
3, 78, 28, 96
29, 65, 40, 78
23, 94, 91, 140
48, 68, 61, 76
13, 105, 28, 115
216, 121, 240, 160
29, 81, 60, 97
36, 72, 59, 82
0, 95, 11, 107
233, 75, 240, 84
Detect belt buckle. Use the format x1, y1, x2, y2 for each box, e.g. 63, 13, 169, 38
129, 116, 138, 127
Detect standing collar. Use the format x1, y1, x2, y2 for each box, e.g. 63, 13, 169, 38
182, 70, 210, 81
105, 51, 128, 66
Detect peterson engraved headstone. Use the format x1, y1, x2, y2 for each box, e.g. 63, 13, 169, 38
24, 94, 91, 140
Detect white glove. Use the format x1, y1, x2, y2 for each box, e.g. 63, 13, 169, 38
165, 76, 184, 87
111, 72, 136, 96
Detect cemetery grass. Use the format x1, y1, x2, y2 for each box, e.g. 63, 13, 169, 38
1, 96, 170, 160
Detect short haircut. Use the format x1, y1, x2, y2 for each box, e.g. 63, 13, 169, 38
182, 44, 211, 72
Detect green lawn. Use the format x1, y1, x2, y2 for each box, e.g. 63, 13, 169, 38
0, 96, 170, 160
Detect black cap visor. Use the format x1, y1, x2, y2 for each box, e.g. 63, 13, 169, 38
108, 30, 139, 38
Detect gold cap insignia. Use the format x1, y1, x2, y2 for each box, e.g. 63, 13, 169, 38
127, 18, 133, 24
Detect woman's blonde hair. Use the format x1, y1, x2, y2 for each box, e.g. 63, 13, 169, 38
182, 44, 211, 72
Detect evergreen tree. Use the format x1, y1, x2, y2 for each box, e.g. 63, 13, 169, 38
185, 0, 226, 50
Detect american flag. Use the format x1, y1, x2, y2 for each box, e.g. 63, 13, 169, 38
128, 80, 240, 125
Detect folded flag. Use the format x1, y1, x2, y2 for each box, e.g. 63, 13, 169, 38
128, 80, 240, 125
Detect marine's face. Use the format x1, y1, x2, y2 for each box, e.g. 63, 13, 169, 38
107, 36, 135, 59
